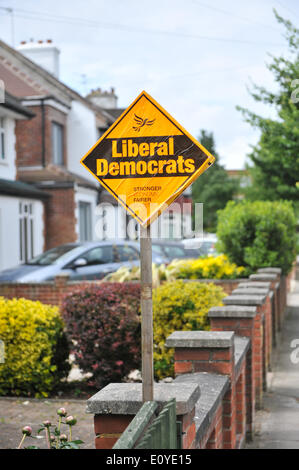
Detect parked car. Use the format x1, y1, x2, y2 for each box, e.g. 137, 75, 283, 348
151, 240, 200, 262
0, 240, 167, 282
182, 234, 219, 257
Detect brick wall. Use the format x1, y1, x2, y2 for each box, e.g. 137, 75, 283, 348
94, 415, 132, 449
44, 187, 77, 250
166, 331, 241, 449
204, 403, 223, 449
16, 105, 43, 167
16, 104, 67, 168
0, 277, 247, 307
0, 266, 291, 449
0, 274, 100, 306
85, 266, 290, 450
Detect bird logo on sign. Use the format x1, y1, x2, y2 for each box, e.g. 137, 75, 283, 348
132, 113, 155, 132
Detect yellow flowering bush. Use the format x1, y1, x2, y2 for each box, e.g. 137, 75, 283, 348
0, 297, 70, 397
105, 255, 245, 286
153, 280, 225, 379
165, 254, 245, 281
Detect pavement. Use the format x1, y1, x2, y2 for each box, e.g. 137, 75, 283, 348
247, 277, 299, 449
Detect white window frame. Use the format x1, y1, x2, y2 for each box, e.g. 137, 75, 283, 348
79, 201, 92, 242
19, 201, 34, 263
52, 121, 64, 166
0, 117, 5, 161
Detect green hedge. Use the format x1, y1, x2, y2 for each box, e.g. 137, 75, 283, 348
216, 200, 297, 275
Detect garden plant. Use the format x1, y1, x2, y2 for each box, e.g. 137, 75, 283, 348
17, 407, 83, 449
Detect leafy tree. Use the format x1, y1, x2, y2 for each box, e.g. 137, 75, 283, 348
192, 130, 239, 231
237, 10, 299, 211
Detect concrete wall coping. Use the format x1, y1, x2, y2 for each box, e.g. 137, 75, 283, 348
234, 336, 250, 379
223, 294, 266, 306
232, 287, 270, 296
238, 281, 271, 289
257, 267, 282, 275
208, 305, 257, 318
250, 273, 278, 281
165, 331, 234, 349
175, 372, 229, 446
86, 382, 200, 416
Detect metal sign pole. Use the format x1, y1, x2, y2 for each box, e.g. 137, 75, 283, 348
140, 224, 154, 402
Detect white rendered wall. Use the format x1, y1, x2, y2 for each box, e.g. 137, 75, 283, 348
0, 116, 16, 181
32, 200, 44, 257
0, 196, 44, 270
67, 100, 99, 183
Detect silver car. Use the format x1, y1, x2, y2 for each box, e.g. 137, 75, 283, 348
0, 240, 167, 282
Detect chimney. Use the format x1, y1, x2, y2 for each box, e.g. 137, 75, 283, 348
86, 87, 118, 109
17, 39, 60, 78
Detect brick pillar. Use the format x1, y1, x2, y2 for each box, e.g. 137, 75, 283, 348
54, 273, 70, 288
249, 273, 280, 331
94, 415, 132, 449
208, 305, 257, 439
165, 331, 237, 449
238, 280, 277, 348
236, 363, 246, 448
257, 268, 284, 323
205, 405, 223, 449
221, 294, 266, 409
232, 286, 272, 376
86, 382, 200, 449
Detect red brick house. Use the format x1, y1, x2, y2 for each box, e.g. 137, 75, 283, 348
0, 39, 124, 268
0, 90, 48, 271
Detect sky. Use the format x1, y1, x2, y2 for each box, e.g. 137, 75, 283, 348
0, 0, 298, 169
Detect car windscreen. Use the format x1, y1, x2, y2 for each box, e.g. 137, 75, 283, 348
26, 245, 81, 266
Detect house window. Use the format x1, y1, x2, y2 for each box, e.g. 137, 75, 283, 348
19, 202, 34, 263
0, 118, 5, 160
79, 201, 92, 241
52, 122, 64, 166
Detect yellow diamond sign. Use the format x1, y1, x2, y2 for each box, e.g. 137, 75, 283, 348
80, 90, 215, 226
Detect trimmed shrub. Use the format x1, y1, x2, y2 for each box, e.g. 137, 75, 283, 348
217, 200, 297, 275
0, 297, 70, 397
62, 283, 141, 389
153, 280, 225, 379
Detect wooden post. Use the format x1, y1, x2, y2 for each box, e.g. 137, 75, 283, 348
140, 224, 154, 402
